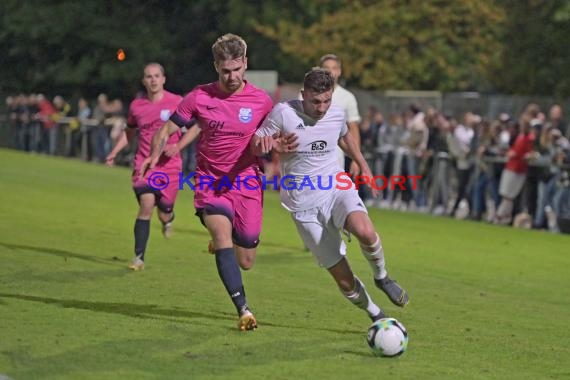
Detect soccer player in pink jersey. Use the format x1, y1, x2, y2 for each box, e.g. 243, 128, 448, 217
106, 62, 198, 271
140, 34, 273, 331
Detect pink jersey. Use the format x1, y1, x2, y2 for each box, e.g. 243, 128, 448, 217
170, 81, 273, 178
127, 90, 183, 171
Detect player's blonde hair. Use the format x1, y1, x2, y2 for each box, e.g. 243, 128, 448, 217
212, 33, 247, 62
319, 53, 342, 68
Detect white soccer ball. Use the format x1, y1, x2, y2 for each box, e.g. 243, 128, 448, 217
366, 317, 408, 357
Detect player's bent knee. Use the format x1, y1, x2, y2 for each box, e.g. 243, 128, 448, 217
237, 255, 255, 270
138, 207, 154, 219
361, 228, 378, 246
236, 248, 256, 270
158, 212, 172, 224
352, 224, 377, 245
157, 201, 173, 214
239, 260, 254, 270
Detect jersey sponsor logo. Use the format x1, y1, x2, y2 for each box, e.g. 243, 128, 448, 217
239, 107, 253, 123
206, 105, 217, 110
296, 123, 304, 130
160, 109, 171, 121
208, 120, 225, 129
308, 140, 327, 151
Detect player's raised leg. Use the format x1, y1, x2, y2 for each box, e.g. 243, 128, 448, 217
156, 170, 179, 239
232, 183, 263, 270
344, 210, 409, 307
295, 211, 385, 322
158, 211, 174, 239
327, 257, 385, 322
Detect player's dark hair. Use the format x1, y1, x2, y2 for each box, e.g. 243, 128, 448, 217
303, 68, 335, 94
212, 33, 247, 62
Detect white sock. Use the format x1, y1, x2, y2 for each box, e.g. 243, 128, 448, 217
496, 199, 513, 224
360, 234, 387, 280
342, 276, 381, 318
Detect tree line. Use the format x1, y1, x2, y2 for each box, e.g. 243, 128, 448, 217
1, 0, 569, 99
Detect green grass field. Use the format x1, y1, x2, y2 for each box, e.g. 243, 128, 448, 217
0, 148, 568, 380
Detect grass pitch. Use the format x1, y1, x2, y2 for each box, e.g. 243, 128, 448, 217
0, 148, 568, 380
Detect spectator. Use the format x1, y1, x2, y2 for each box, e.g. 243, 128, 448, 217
36, 94, 57, 155
547, 104, 567, 138
494, 115, 536, 225
405, 104, 429, 210
449, 112, 477, 217
91, 93, 111, 162
429, 113, 454, 215
470, 120, 496, 220
73, 98, 91, 159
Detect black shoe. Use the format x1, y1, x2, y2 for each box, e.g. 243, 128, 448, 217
375, 276, 409, 307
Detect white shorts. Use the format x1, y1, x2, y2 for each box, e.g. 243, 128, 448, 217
499, 169, 526, 199
291, 188, 367, 269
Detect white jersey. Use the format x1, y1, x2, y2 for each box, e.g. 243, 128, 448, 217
257, 100, 348, 211
332, 84, 361, 124
332, 85, 360, 167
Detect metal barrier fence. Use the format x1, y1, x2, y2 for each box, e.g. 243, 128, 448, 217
0, 115, 120, 161
351, 89, 570, 121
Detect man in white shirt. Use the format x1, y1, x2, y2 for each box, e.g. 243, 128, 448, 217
320, 54, 362, 175
252, 68, 409, 324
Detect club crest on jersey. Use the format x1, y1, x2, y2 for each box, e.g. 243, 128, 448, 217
160, 109, 171, 122
238, 108, 253, 123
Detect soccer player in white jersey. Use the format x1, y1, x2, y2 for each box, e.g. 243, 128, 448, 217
320, 54, 362, 175
252, 68, 409, 323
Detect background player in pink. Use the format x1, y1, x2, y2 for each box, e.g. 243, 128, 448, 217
106, 62, 198, 271
141, 34, 273, 331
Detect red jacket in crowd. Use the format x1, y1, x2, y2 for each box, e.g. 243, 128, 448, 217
505, 132, 536, 173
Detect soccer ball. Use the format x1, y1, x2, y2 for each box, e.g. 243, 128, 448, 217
366, 317, 408, 357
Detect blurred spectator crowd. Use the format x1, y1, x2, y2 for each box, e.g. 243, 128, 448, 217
2, 93, 197, 171
357, 103, 570, 233
2, 93, 569, 233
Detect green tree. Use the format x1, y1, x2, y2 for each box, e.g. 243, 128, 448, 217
256, 0, 506, 92
490, 0, 570, 96
3, 0, 570, 98
219, 0, 349, 84
0, 0, 177, 98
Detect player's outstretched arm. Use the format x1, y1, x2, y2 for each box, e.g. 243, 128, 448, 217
251, 132, 299, 156
339, 128, 379, 197
139, 120, 178, 179
341, 122, 364, 176
105, 128, 135, 166
339, 130, 369, 174
348, 121, 361, 148
164, 124, 200, 157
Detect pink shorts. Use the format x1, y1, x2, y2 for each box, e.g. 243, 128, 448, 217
132, 166, 180, 214
194, 175, 263, 248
